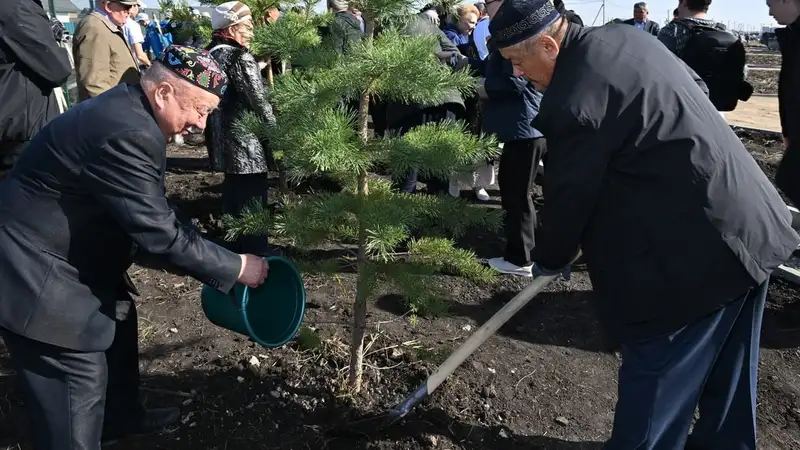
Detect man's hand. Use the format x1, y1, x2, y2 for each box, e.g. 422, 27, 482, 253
530, 261, 572, 281
238, 254, 269, 288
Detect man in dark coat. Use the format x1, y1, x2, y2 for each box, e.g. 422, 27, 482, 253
768, 0, 800, 207
491, 1, 800, 448
0, 46, 270, 450
623, 1, 660, 36
321, 0, 365, 53
0, 0, 72, 181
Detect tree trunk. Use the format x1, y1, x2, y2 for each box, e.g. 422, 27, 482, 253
347, 89, 372, 393
266, 60, 289, 193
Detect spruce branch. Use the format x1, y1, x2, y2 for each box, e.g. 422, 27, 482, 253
380, 119, 500, 181
249, 11, 323, 60
408, 237, 496, 283
221, 199, 273, 241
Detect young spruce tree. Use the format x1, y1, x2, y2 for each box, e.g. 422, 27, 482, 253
225, 0, 502, 393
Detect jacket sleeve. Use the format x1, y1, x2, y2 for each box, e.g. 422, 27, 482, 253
650, 22, 660, 36
2, 2, 71, 88
81, 130, 242, 293
74, 25, 113, 99
678, 57, 709, 96
530, 108, 617, 270
438, 29, 459, 53
232, 51, 276, 126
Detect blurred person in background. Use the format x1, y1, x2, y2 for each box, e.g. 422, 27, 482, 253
123, 1, 151, 69
768, 0, 800, 207
73, 0, 141, 102
0, 0, 71, 181
624, 1, 660, 35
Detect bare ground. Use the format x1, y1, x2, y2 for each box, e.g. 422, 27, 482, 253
1, 134, 799, 450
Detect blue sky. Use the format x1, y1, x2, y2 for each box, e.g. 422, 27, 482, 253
139, 0, 775, 31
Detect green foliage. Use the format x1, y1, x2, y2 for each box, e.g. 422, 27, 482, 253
158, 0, 211, 42
249, 11, 326, 59
226, 0, 502, 372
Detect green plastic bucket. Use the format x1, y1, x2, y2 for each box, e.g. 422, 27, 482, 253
201, 256, 306, 348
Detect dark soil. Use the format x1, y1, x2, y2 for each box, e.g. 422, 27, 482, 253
2, 135, 799, 450
747, 52, 782, 67
748, 69, 779, 95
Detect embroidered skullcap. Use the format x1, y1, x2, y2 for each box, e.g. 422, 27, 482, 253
489, 0, 561, 49
211, 1, 253, 31
157, 45, 229, 97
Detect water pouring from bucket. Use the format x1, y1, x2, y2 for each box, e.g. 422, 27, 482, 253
201, 256, 306, 348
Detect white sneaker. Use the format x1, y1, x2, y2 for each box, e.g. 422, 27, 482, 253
448, 177, 460, 197
474, 188, 490, 201
488, 257, 533, 277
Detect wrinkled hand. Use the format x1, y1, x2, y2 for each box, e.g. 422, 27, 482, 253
530, 261, 572, 281
238, 254, 269, 288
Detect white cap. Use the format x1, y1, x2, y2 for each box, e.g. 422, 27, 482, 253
135, 13, 149, 22
211, 1, 252, 31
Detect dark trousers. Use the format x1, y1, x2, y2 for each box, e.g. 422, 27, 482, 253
222, 173, 270, 256
606, 281, 768, 450
1, 303, 143, 450
0, 141, 28, 182
777, 141, 800, 208
393, 106, 458, 195
498, 138, 546, 266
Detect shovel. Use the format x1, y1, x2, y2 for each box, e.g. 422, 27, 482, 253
335, 263, 572, 436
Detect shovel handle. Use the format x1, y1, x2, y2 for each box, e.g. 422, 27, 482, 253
425, 272, 559, 393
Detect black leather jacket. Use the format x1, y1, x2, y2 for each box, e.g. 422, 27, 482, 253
205, 36, 276, 174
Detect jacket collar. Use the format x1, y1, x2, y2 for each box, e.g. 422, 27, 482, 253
559, 21, 581, 51
89, 10, 123, 33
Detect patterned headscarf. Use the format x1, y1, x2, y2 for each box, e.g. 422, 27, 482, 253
157, 45, 229, 97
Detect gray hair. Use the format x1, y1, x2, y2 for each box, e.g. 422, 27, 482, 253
633, 2, 647, 10
140, 62, 191, 96
328, 0, 348, 11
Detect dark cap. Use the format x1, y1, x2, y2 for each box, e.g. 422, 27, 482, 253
489, 0, 561, 49
157, 45, 229, 97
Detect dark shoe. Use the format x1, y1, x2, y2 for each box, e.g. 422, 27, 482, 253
103, 407, 181, 442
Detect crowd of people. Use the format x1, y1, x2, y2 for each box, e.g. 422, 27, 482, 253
1, 0, 800, 449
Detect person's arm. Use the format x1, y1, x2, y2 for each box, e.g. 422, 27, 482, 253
81, 130, 242, 292
232, 51, 276, 125
529, 107, 617, 270
132, 42, 151, 67
2, 1, 71, 88
650, 21, 660, 36
438, 29, 459, 53
126, 21, 150, 67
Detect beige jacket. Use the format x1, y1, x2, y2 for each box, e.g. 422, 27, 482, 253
73, 11, 140, 102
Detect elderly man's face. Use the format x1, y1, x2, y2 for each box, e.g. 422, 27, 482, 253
151, 80, 220, 140
500, 34, 560, 91
104, 1, 133, 27
634, 6, 647, 21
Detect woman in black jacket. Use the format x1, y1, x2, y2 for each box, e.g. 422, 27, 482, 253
206, 1, 277, 256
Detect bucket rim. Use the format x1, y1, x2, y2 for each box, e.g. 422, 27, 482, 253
239, 255, 306, 348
